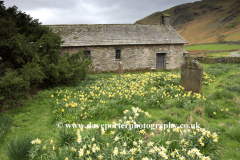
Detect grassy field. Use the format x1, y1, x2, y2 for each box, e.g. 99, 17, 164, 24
1, 64, 240, 160
184, 44, 240, 51
207, 52, 232, 57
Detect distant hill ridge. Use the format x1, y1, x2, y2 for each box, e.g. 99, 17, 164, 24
135, 0, 240, 45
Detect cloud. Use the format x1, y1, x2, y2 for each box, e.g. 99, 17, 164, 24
3, 0, 200, 24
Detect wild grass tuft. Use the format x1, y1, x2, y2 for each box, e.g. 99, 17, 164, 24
204, 103, 227, 119
204, 64, 232, 76
56, 127, 76, 147
226, 85, 240, 93
213, 89, 234, 99
226, 125, 240, 142
7, 135, 32, 160
0, 115, 13, 144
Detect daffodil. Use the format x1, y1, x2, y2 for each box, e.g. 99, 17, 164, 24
114, 136, 119, 141
113, 147, 118, 156
147, 141, 154, 147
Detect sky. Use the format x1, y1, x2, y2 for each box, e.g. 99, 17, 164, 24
4, 0, 200, 25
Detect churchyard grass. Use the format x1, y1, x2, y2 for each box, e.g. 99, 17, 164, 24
207, 52, 232, 57
0, 116, 13, 144
0, 64, 240, 159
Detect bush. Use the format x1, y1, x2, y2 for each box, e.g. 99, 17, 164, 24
7, 135, 33, 160
0, 69, 31, 110
216, 35, 227, 44
0, 2, 93, 110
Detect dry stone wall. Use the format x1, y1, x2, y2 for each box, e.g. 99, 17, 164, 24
186, 56, 240, 64
61, 44, 184, 72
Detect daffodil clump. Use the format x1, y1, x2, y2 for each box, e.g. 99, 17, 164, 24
30, 108, 218, 160
202, 72, 215, 85
204, 103, 228, 119
51, 72, 212, 123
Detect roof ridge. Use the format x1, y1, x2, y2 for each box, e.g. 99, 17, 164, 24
44, 24, 161, 26
47, 24, 188, 46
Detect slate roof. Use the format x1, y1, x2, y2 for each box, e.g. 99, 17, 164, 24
183, 49, 189, 54
47, 24, 188, 47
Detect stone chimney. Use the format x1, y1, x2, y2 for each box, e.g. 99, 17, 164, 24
160, 13, 170, 26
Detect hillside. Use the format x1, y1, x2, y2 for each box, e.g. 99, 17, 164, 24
135, 0, 240, 45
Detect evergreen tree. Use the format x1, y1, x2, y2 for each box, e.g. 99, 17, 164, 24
0, 2, 93, 111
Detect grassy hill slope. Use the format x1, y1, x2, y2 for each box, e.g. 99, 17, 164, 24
135, 0, 240, 45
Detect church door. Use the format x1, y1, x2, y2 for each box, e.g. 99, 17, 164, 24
156, 53, 165, 69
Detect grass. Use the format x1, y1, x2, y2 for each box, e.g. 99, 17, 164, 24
184, 44, 240, 50
7, 135, 33, 160
0, 116, 13, 144
207, 52, 232, 57
0, 64, 240, 159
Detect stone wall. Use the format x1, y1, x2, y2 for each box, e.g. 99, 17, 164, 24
189, 49, 240, 56
61, 44, 184, 72
186, 56, 240, 64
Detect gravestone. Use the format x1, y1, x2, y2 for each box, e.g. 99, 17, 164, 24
118, 62, 123, 77
180, 60, 203, 93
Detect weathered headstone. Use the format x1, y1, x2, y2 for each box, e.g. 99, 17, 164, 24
118, 62, 123, 77
180, 60, 203, 93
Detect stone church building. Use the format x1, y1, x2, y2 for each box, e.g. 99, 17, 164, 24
48, 13, 188, 72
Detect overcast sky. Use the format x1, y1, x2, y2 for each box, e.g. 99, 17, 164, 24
4, 0, 200, 25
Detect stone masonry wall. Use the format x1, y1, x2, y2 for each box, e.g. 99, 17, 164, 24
186, 56, 240, 64
61, 44, 184, 72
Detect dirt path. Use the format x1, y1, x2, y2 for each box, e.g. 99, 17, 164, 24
230, 51, 240, 57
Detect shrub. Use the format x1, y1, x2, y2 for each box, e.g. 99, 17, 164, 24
0, 69, 30, 110
216, 35, 227, 44
0, 2, 93, 109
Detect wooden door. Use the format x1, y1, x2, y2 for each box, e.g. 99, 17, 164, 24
156, 53, 165, 69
